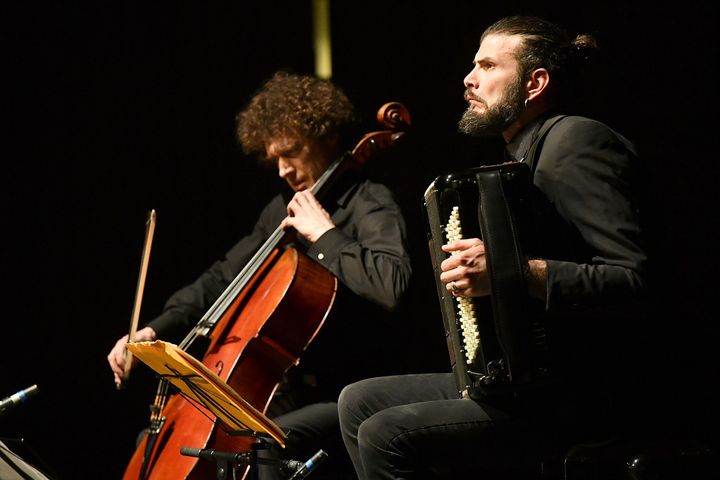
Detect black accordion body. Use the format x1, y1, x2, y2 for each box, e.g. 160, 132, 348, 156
423, 162, 551, 400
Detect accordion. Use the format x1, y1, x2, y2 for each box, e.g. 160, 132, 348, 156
423, 162, 551, 400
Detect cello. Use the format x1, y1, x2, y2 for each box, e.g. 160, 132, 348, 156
122, 102, 411, 480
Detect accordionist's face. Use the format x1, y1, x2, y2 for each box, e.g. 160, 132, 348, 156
463, 33, 524, 113
459, 33, 528, 139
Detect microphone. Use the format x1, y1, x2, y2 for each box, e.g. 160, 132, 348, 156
180, 447, 303, 470
289, 450, 328, 480
180, 447, 244, 463
0, 384, 39, 415
180, 446, 327, 478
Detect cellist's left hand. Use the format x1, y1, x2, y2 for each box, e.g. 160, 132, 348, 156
280, 190, 335, 243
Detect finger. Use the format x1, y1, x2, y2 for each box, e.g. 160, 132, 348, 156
441, 239, 465, 252
295, 192, 324, 216
300, 190, 321, 208
135, 326, 157, 342
281, 218, 297, 231
296, 189, 315, 200
439, 269, 456, 283
114, 347, 126, 368
440, 267, 469, 287
440, 255, 461, 273
109, 355, 124, 379
446, 280, 467, 297
293, 191, 312, 207
442, 238, 483, 252
108, 336, 128, 373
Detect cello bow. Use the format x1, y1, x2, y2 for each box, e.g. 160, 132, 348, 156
118, 209, 157, 390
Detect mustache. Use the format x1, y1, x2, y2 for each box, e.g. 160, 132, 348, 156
464, 88, 484, 105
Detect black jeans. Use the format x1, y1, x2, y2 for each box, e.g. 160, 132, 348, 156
338, 373, 558, 479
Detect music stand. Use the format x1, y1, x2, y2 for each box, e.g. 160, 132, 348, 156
126, 341, 287, 478
0, 440, 52, 480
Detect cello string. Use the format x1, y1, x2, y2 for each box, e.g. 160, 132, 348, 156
160, 367, 251, 433
175, 153, 348, 352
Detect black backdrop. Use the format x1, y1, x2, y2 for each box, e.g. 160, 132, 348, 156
2, 1, 718, 478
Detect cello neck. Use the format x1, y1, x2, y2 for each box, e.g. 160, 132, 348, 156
179, 102, 411, 348
179, 151, 351, 347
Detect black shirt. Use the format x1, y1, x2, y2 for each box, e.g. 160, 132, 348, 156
147, 174, 412, 394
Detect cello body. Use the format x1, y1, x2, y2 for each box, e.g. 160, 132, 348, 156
122, 248, 337, 479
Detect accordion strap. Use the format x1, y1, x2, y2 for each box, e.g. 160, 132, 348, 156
475, 168, 532, 383
472, 115, 566, 383
524, 114, 567, 174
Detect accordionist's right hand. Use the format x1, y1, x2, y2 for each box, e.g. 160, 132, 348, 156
439, 238, 490, 298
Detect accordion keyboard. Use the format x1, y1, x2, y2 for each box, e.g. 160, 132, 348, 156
445, 206, 480, 365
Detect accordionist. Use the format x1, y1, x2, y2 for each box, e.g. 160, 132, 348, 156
337, 15, 650, 480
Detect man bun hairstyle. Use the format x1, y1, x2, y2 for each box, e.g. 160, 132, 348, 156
482, 16, 599, 106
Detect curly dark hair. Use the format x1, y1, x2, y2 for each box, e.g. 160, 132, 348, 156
482, 16, 599, 106
236, 71, 358, 161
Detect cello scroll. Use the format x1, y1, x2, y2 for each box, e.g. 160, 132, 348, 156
350, 102, 411, 168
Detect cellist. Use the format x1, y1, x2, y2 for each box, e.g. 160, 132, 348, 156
107, 70, 412, 479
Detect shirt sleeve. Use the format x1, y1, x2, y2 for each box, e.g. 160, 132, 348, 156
146, 196, 285, 337
534, 118, 648, 310
305, 182, 412, 311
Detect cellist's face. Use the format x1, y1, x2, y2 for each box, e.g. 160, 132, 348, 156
266, 136, 337, 192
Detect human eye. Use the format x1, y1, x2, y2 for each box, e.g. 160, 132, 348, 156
286, 145, 303, 157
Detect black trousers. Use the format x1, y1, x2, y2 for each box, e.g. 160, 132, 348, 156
338, 373, 562, 479
257, 402, 356, 480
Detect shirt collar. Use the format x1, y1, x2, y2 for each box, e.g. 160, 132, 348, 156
504, 117, 544, 163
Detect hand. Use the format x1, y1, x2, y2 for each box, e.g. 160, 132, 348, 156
279, 190, 335, 243
439, 238, 490, 297
107, 326, 156, 386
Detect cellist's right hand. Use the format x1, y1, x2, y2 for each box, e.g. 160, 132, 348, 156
108, 326, 157, 386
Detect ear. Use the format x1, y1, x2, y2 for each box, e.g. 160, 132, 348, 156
525, 68, 550, 102
323, 133, 340, 153
320, 133, 341, 160
326, 133, 339, 147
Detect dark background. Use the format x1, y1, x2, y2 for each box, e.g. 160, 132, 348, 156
2, 1, 718, 478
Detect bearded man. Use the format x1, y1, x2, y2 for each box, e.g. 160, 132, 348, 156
338, 15, 648, 479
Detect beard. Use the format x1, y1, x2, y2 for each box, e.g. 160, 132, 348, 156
458, 77, 525, 137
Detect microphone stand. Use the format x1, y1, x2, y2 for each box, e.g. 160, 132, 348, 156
180, 439, 327, 480
180, 438, 269, 480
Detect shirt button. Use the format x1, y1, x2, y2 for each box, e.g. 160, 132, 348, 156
317, 253, 325, 260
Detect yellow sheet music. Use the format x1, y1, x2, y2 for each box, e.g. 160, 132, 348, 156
126, 340, 286, 447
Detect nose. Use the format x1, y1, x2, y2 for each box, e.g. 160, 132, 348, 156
464, 66, 478, 89
278, 158, 294, 179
